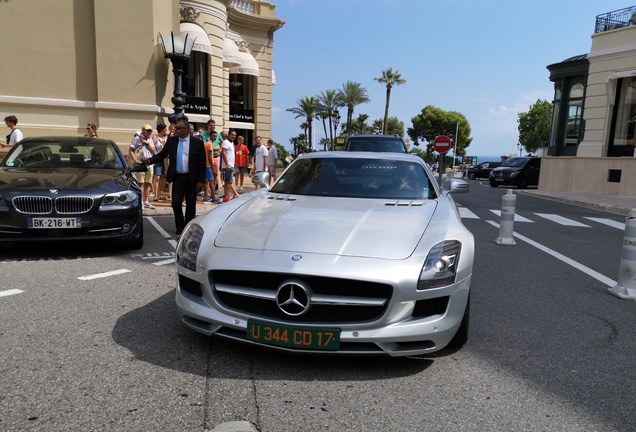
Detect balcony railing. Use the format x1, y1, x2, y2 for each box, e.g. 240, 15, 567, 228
595, 6, 636, 33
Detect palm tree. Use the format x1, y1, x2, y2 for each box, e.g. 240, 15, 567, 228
337, 81, 370, 135
374, 68, 406, 134
317, 89, 340, 148
287, 96, 319, 149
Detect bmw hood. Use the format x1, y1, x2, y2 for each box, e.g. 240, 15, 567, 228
0, 168, 128, 193
213, 195, 438, 259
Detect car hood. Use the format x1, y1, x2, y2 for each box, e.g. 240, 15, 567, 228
213, 195, 438, 259
0, 167, 129, 193
491, 166, 521, 174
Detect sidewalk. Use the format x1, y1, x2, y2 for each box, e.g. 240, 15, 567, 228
142, 181, 258, 217
516, 189, 636, 217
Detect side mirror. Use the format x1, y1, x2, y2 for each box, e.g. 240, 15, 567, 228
447, 178, 469, 194
252, 171, 270, 187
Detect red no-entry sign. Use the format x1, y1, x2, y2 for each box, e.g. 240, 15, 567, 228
433, 135, 452, 153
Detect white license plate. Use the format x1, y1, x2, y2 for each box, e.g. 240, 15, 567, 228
28, 217, 81, 229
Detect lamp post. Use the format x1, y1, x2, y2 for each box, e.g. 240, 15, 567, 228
331, 109, 340, 150
159, 31, 196, 124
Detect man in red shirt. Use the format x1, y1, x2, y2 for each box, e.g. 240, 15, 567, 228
234, 135, 250, 192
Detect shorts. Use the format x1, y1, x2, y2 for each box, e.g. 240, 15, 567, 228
205, 167, 214, 181
154, 163, 165, 176
213, 157, 220, 175
223, 168, 234, 184
235, 166, 248, 174
133, 165, 153, 184
267, 164, 277, 177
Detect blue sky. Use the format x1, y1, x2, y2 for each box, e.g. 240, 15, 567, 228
270, 0, 631, 157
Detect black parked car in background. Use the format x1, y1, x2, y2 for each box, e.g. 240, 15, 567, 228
344, 134, 408, 153
0, 136, 146, 248
489, 157, 541, 189
465, 161, 501, 179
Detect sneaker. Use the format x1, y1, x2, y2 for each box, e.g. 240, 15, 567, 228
213, 199, 222, 204
197, 191, 204, 197
202, 198, 212, 204
222, 196, 232, 203
143, 202, 155, 210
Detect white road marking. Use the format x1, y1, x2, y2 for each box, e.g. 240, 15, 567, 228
535, 213, 590, 227
490, 210, 534, 222
147, 216, 172, 239
153, 258, 175, 266
78, 269, 131, 280
0, 289, 24, 298
458, 207, 479, 219
487, 221, 616, 287
584, 217, 625, 230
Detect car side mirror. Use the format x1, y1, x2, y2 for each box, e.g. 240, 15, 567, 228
446, 178, 469, 194
252, 171, 270, 188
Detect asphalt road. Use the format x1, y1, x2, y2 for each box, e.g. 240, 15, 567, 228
1, 184, 634, 432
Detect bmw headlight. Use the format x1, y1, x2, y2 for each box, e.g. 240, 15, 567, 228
418, 240, 461, 290
101, 190, 138, 206
176, 224, 204, 271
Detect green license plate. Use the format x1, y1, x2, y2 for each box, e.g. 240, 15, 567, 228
247, 320, 340, 351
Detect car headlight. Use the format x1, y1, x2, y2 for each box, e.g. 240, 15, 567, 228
418, 240, 461, 290
176, 224, 204, 271
101, 190, 138, 205
509, 171, 519, 178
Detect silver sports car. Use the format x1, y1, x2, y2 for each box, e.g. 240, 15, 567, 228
175, 152, 474, 356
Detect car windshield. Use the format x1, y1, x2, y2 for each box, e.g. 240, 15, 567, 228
270, 157, 436, 200
500, 157, 529, 167
2, 141, 125, 169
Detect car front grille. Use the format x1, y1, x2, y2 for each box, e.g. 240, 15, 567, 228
12, 196, 94, 215
13, 196, 53, 214
212, 270, 393, 324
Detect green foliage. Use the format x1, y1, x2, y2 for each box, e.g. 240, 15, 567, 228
287, 96, 320, 149
518, 99, 552, 154
336, 81, 370, 135
289, 134, 309, 155
374, 68, 406, 134
408, 105, 472, 156
372, 116, 404, 136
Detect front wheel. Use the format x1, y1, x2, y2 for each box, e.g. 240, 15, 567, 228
516, 177, 528, 189
467, 173, 476, 180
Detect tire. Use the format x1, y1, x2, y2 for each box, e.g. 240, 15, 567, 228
467, 173, 476, 180
447, 294, 470, 349
489, 181, 498, 187
516, 177, 528, 189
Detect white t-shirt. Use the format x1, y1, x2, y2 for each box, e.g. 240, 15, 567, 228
130, 135, 154, 160
221, 139, 236, 168
253, 145, 268, 172
8, 128, 23, 145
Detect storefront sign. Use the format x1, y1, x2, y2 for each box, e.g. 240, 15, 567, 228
184, 97, 210, 115
229, 109, 254, 123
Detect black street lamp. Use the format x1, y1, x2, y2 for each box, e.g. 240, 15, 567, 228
159, 31, 196, 124
331, 109, 340, 149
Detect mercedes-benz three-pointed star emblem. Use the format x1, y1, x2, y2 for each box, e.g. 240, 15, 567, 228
275, 282, 311, 316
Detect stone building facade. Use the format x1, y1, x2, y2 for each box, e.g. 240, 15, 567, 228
0, 0, 284, 154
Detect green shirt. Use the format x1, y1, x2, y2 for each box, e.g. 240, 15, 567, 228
202, 131, 222, 157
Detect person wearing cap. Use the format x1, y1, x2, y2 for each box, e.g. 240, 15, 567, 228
129, 124, 157, 209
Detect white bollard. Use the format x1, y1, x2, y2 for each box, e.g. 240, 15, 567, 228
495, 189, 516, 246
608, 210, 636, 300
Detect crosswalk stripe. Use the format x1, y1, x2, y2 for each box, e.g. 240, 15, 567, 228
0, 289, 24, 298
535, 213, 590, 227
489, 210, 533, 222
458, 207, 479, 219
584, 217, 625, 230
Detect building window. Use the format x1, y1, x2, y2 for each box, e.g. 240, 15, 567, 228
183, 51, 209, 98
564, 83, 584, 146
608, 77, 636, 157
229, 73, 254, 110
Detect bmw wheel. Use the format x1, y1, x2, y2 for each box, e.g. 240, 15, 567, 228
467, 173, 476, 180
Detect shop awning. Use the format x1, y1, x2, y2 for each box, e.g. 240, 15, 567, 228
226, 121, 255, 130
179, 22, 212, 54
223, 38, 242, 68
229, 50, 260, 77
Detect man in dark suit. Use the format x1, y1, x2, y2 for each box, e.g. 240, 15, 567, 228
144, 118, 206, 235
